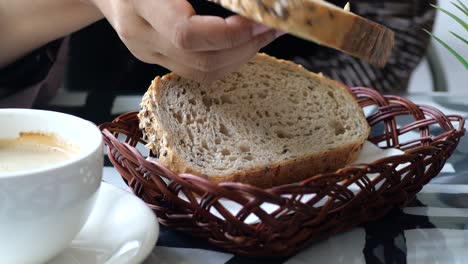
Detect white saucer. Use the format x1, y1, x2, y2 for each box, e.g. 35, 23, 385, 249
48, 182, 159, 264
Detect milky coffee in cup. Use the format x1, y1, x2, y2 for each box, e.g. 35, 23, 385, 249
0, 108, 103, 264
0, 132, 79, 173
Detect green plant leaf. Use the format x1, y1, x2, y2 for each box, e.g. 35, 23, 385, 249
453, 1, 468, 17
456, 0, 468, 14
431, 4, 468, 31
451, 31, 468, 45
424, 29, 468, 70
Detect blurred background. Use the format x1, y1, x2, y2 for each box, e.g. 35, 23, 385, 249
409, 1, 468, 94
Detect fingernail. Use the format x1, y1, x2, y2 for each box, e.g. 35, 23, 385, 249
252, 23, 271, 36
275, 30, 287, 38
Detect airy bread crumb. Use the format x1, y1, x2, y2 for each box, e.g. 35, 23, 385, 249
139, 53, 370, 188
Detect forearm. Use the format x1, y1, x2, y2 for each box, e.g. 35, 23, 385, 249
0, 0, 103, 68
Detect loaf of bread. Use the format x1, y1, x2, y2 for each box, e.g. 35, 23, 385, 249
207, 0, 394, 67
138, 53, 370, 188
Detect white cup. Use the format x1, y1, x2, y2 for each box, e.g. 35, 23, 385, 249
0, 109, 103, 263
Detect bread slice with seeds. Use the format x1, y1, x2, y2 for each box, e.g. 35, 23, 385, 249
138, 53, 370, 188
207, 0, 394, 66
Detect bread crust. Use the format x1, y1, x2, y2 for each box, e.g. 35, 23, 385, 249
139, 53, 370, 189
207, 0, 394, 67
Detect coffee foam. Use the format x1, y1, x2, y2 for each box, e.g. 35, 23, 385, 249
0, 132, 79, 173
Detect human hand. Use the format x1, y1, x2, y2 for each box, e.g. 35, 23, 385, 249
87, 0, 280, 82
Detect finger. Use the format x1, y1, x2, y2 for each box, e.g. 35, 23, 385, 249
134, 0, 269, 51
150, 52, 256, 83
156, 30, 277, 72
170, 15, 268, 51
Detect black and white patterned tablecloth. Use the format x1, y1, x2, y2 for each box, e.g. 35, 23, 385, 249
39, 88, 468, 264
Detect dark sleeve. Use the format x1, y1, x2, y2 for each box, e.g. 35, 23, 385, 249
0, 39, 67, 108
262, 0, 437, 94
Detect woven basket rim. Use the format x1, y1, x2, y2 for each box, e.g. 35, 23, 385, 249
99, 88, 465, 192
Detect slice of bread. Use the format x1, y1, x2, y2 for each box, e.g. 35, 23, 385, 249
139, 53, 370, 188
207, 0, 394, 67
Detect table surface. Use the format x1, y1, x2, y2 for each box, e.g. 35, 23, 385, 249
42, 89, 468, 264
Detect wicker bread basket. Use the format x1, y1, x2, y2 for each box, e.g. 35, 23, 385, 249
99, 87, 465, 257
